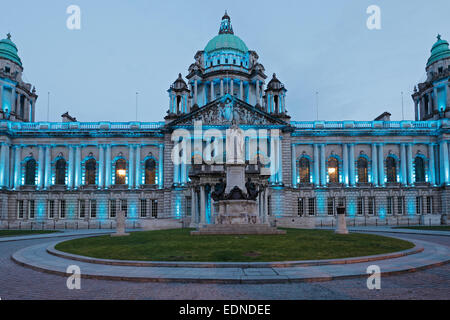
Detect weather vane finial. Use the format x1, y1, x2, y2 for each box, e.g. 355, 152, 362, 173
437, 34, 441, 41
6, 33, 11, 40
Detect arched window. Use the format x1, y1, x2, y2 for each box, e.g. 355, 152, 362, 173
25, 159, 36, 185
357, 157, 368, 183
386, 156, 397, 183
55, 159, 66, 185
414, 156, 426, 183
328, 157, 339, 183
298, 157, 310, 183
145, 158, 156, 185
115, 159, 127, 185
85, 158, 96, 185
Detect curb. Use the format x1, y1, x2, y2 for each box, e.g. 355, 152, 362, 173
47, 242, 424, 269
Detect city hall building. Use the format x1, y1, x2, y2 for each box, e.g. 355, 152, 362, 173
0, 13, 449, 229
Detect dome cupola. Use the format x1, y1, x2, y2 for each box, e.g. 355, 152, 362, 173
0, 33, 22, 67
427, 34, 450, 67
204, 12, 248, 54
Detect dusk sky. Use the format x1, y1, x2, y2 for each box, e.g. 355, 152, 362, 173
2, 0, 449, 122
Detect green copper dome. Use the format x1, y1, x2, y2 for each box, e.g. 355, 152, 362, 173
205, 12, 248, 54
427, 34, 450, 67
0, 33, 22, 66
205, 33, 248, 54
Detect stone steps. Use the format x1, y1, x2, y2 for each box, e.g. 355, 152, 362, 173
191, 224, 286, 235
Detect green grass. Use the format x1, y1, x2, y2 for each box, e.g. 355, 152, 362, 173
55, 228, 414, 262
0, 230, 60, 237
393, 226, 450, 231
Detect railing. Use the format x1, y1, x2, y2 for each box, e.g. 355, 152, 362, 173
3, 121, 165, 132
290, 120, 441, 130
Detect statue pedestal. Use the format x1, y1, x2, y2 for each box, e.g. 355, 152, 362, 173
335, 207, 349, 235
225, 164, 246, 194
215, 200, 260, 225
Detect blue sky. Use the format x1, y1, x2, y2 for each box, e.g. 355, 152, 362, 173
1, 0, 449, 122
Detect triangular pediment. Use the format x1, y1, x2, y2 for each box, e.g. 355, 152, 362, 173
167, 94, 288, 127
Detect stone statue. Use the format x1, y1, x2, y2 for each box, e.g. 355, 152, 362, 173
211, 178, 226, 201
226, 123, 245, 164
111, 210, 129, 237
245, 177, 259, 200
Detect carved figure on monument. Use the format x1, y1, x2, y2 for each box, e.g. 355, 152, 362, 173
211, 178, 226, 201
245, 177, 259, 200
225, 186, 246, 200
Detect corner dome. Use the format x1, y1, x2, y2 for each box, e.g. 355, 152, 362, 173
427, 34, 450, 67
204, 12, 248, 54
0, 33, 22, 67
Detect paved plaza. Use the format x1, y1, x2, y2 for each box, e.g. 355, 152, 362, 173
0, 228, 449, 300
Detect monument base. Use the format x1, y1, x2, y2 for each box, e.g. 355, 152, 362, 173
191, 224, 286, 235
215, 200, 260, 225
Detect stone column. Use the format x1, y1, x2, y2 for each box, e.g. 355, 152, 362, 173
74, 145, 81, 189
158, 144, 164, 189
343, 144, 349, 186
0, 143, 7, 187
256, 80, 260, 105
44, 145, 52, 189
210, 81, 214, 101
349, 144, 355, 186
135, 144, 141, 189
240, 80, 244, 100
320, 144, 326, 186
277, 137, 283, 184
194, 79, 198, 106
291, 144, 297, 187
67, 145, 74, 189
98, 144, 105, 189
378, 144, 384, 186
220, 79, 224, 96
313, 144, 319, 186
0, 85, 3, 112
200, 185, 206, 225
414, 99, 419, 121
230, 78, 234, 96
38, 145, 45, 189
440, 140, 449, 185
400, 144, 407, 185
189, 188, 197, 227
406, 143, 413, 185
13, 146, 21, 190
105, 144, 111, 188
264, 188, 269, 224
128, 145, 134, 189
428, 143, 436, 185
371, 143, 378, 186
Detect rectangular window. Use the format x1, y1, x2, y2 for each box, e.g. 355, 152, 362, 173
327, 197, 335, 216
109, 199, 116, 218
59, 200, 66, 219
426, 196, 433, 214
140, 199, 147, 218
357, 197, 364, 216
151, 200, 158, 218
28, 200, 35, 219
185, 197, 191, 217
298, 198, 304, 216
267, 196, 272, 216
387, 197, 394, 215
48, 200, 55, 219
308, 198, 316, 216
416, 197, 423, 214
78, 200, 86, 218
368, 197, 375, 215
397, 196, 405, 215
17, 200, 25, 219
90, 200, 97, 218
121, 199, 128, 217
